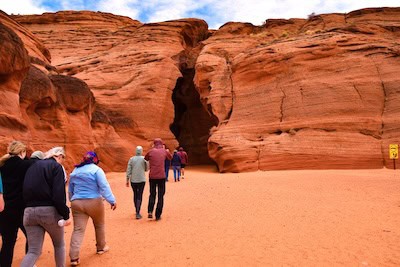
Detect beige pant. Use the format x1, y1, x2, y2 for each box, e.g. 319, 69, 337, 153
69, 198, 106, 260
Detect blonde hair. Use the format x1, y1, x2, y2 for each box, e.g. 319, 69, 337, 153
0, 141, 27, 167
44, 147, 65, 159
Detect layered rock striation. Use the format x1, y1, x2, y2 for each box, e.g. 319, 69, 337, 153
1, 8, 399, 172
196, 8, 400, 171
0, 10, 97, 172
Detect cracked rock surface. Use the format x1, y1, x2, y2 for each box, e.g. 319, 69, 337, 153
1, 8, 399, 172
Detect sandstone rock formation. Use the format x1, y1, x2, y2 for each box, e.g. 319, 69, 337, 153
0, 10, 99, 172
1, 8, 399, 172
196, 8, 400, 171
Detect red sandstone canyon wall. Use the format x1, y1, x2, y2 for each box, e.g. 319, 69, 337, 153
196, 8, 400, 171
1, 8, 399, 172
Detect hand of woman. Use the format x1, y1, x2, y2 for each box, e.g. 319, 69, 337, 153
64, 218, 72, 226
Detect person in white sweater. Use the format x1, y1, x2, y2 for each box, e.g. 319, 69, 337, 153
126, 146, 149, 219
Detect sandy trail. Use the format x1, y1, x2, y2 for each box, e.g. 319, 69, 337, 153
12, 166, 400, 266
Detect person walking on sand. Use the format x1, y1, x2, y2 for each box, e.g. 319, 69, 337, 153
0, 172, 4, 212
126, 146, 149, 219
171, 150, 181, 182
21, 147, 71, 267
68, 151, 116, 266
145, 138, 172, 221
177, 147, 188, 179
163, 144, 171, 182
0, 141, 35, 267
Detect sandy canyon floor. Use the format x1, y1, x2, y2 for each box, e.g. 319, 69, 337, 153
12, 166, 400, 266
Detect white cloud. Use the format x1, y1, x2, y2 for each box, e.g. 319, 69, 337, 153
0, 0, 398, 28
59, 0, 85, 10
96, 0, 140, 19
201, 0, 321, 28
203, 0, 400, 28
0, 0, 47, 15
144, 0, 196, 22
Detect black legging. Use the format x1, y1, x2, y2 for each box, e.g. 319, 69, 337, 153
0, 208, 28, 267
130, 182, 145, 214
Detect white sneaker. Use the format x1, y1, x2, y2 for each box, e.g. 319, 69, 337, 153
97, 245, 110, 255
70, 259, 80, 266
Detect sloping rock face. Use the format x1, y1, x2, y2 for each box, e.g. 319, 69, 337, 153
0, 10, 98, 172
195, 8, 400, 171
8, 11, 214, 170
0, 12, 31, 147
3, 8, 400, 172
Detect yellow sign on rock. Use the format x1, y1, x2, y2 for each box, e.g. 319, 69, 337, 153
389, 144, 398, 159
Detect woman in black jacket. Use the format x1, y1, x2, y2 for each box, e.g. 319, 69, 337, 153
0, 141, 35, 267
21, 146, 71, 267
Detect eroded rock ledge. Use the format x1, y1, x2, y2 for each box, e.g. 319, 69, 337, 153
0, 8, 399, 172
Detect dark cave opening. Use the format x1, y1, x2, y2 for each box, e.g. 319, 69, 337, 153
170, 68, 218, 165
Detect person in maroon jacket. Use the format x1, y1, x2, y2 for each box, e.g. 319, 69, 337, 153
177, 147, 188, 179
145, 138, 172, 220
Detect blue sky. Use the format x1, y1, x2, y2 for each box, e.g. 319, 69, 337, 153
1, 0, 399, 29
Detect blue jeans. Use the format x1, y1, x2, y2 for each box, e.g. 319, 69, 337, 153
21, 206, 65, 267
172, 166, 181, 181
164, 162, 170, 181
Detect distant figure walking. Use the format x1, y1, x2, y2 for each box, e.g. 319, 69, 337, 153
171, 150, 181, 182
21, 147, 71, 267
177, 147, 188, 179
0, 172, 4, 212
126, 146, 149, 219
0, 141, 35, 267
163, 144, 171, 182
145, 138, 172, 221
68, 151, 117, 266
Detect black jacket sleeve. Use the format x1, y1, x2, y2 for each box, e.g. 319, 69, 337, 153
51, 164, 70, 220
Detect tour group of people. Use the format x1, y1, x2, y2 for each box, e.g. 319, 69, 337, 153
0, 138, 188, 266
126, 138, 188, 221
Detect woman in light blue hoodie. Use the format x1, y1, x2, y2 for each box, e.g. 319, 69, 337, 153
68, 151, 116, 266
126, 146, 149, 219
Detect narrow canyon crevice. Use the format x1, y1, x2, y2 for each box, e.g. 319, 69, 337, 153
170, 67, 219, 165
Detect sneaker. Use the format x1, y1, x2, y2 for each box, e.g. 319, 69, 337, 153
181, 176, 184, 179
136, 213, 142, 219
70, 258, 80, 266
156, 216, 161, 221
148, 213, 153, 219
97, 245, 110, 255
